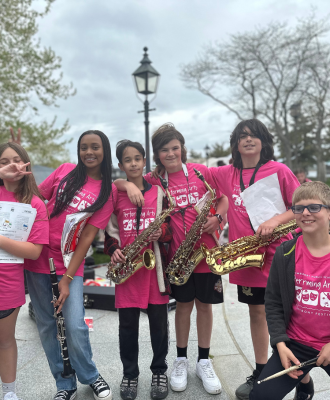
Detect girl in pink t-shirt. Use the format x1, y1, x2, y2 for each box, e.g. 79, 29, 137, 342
0, 143, 49, 400
104, 140, 172, 400
23, 131, 116, 400
209, 119, 300, 399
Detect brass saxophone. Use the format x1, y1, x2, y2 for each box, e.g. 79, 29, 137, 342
107, 177, 175, 284
166, 168, 216, 286
197, 220, 298, 275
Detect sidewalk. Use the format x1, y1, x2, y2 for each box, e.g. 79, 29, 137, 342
11, 271, 330, 399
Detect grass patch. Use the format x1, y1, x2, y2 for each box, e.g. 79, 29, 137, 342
92, 250, 110, 265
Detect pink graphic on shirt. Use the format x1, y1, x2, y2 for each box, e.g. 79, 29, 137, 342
295, 286, 302, 302
123, 220, 132, 231
176, 194, 188, 207
301, 289, 318, 306
69, 196, 80, 208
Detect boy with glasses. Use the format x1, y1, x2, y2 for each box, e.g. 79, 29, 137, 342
250, 181, 330, 400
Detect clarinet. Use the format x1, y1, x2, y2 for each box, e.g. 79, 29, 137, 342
49, 258, 75, 378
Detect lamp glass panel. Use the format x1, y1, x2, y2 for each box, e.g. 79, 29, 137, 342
135, 75, 146, 93
147, 73, 158, 93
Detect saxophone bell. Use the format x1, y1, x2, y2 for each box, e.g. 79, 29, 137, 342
143, 249, 156, 270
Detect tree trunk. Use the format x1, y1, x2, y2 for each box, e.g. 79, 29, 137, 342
317, 159, 326, 182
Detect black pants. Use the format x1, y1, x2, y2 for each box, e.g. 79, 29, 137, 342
250, 339, 330, 400
118, 304, 169, 379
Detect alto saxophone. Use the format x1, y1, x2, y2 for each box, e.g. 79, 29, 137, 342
198, 220, 298, 275
166, 168, 216, 286
107, 177, 175, 284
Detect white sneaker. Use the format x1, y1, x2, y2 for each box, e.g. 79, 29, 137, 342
4, 393, 22, 400
170, 357, 189, 391
196, 358, 222, 394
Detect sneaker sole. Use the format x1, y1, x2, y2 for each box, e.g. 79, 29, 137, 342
196, 370, 222, 395
170, 382, 187, 392
93, 389, 113, 400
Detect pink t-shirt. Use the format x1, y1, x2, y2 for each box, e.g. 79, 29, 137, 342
210, 161, 300, 287
25, 163, 117, 277
286, 236, 330, 351
145, 163, 222, 273
0, 186, 49, 310
114, 186, 169, 308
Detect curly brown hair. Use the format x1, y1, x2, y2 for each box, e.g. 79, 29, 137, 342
230, 119, 275, 169
151, 123, 187, 166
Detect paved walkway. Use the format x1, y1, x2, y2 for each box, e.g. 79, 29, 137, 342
9, 271, 330, 399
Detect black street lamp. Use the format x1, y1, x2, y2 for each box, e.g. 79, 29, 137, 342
132, 47, 160, 173
204, 144, 210, 167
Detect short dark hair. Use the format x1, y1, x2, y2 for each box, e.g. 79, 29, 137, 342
230, 119, 275, 169
294, 168, 306, 175
152, 123, 187, 166
116, 140, 145, 164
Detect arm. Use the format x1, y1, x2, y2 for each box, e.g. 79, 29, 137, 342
203, 194, 228, 234
265, 247, 290, 347
0, 236, 43, 259
56, 223, 99, 312
113, 179, 145, 207
104, 230, 120, 256
256, 209, 295, 240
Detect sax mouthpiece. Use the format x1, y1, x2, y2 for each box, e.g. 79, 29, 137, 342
193, 168, 205, 182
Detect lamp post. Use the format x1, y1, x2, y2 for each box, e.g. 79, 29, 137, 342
132, 47, 160, 173
204, 144, 210, 167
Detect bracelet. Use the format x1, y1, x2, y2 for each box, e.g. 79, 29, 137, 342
65, 274, 74, 281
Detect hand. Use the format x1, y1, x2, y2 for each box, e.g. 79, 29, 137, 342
148, 228, 162, 241
276, 342, 303, 379
256, 216, 280, 241
203, 215, 219, 234
54, 276, 72, 313
150, 165, 165, 179
0, 162, 32, 181
127, 183, 145, 207
317, 342, 330, 367
111, 249, 126, 265
9, 127, 21, 144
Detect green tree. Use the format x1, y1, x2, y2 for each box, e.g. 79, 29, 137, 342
189, 149, 202, 159
209, 142, 231, 158
180, 13, 330, 179
0, 0, 75, 164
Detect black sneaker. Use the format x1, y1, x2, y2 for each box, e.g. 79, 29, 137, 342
53, 389, 77, 400
120, 377, 138, 400
235, 369, 260, 400
90, 374, 112, 399
293, 377, 314, 400
150, 373, 168, 399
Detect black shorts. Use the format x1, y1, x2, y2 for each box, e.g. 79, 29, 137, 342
237, 285, 265, 305
0, 308, 16, 320
170, 273, 224, 304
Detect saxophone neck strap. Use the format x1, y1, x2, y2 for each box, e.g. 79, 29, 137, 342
164, 163, 188, 182
240, 161, 262, 233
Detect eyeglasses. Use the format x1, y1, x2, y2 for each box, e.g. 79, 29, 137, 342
291, 204, 330, 214
238, 133, 258, 141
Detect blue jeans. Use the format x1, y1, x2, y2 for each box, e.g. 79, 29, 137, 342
26, 270, 99, 391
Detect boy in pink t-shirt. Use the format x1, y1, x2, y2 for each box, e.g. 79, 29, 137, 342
104, 140, 172, 400
209, 119, 300, 399
250, 181, 330, 400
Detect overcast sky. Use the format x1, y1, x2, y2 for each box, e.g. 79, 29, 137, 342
34, 0, 330, 164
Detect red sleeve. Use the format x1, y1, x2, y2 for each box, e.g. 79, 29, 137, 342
104, 230, 120, 256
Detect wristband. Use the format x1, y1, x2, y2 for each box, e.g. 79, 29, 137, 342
65, 274, 74, 281
214, 213, 223, 224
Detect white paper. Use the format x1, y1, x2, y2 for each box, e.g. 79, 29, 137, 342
0, 201, 37, 263
61, 212, 93, 268
240, 173, 286, 231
